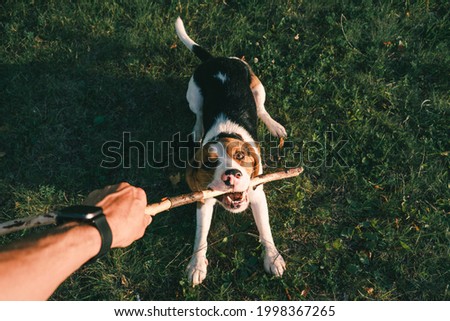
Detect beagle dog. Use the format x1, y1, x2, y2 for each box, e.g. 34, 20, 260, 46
175, 17, 287, 286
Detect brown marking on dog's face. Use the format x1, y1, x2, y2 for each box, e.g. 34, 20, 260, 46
185, 139, 260, 192
221, 137, 260, 179
186, 142, 219, 191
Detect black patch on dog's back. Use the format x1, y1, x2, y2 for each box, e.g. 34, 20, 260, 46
193, 58, 258, 139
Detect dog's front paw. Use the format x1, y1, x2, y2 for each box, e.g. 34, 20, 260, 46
267, 120, 287, 138
186, 256, 209, 286
264, 249, 286, 277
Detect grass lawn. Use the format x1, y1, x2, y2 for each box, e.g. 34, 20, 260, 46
0, 0, 448, 300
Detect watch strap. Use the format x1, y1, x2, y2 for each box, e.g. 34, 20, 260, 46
56, 205, 113, 264
86, 213, 113, 264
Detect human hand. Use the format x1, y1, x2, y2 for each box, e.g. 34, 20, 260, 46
84, 183, 151, 248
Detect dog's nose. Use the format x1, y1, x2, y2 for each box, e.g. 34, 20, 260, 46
222, 169, 242, 186
225, 169, 242, 177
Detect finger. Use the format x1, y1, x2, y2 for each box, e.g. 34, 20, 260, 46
144, 214, 152, 227
91, 186, 125, 207
83, 189, 104, 205
115, 182, 131, 191
134, 188, 147, 206
135, 187, 146, 199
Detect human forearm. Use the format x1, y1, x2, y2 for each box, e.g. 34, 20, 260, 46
0, 223, 101, 300
0, 183, 151, 300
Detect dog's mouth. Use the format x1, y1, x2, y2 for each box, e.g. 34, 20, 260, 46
217, 190, 249, 209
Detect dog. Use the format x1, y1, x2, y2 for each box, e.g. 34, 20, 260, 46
175, 17, 287, 286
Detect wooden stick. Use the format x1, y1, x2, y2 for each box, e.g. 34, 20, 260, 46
144, 167, 303, 216
0, 167, 303, 236
0, 212, 58, 236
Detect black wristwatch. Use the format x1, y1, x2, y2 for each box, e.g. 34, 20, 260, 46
56, 205, 113, 264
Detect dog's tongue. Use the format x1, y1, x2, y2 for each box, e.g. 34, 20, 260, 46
230, 192, 243, 201
221, 191, 245, 205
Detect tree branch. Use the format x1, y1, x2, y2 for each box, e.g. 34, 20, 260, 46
0, 167, 303, 236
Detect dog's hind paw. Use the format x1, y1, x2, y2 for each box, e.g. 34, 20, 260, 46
186, 256, 209, 286
267, 120, 287, 138
260, 113, 287, 138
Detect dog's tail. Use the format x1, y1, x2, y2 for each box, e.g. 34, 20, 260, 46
175, 17, 213, 62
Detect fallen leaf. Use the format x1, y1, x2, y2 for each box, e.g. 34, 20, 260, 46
300, 286, 310, 298
398, 40, 406, 51
121, 275, 129, 287
365, 287, 374, 295
278, 136, 285, 150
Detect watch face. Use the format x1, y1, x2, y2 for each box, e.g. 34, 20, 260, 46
58, 205, 103, 221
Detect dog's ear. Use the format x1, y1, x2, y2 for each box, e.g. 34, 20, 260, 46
186, 143, 217, 191
243, 142, 261, 178
231, 140, 261, 179
186, 154, 200, 191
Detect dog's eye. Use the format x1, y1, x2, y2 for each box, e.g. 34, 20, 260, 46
203, 159, 218, 169
234, 151, 245, 160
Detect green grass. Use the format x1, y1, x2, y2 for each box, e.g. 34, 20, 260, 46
0, 0, 448, 300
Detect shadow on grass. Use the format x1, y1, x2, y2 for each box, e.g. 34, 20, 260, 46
0, 31, 198, 223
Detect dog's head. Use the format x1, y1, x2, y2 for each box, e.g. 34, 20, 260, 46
186, 137, 260, 213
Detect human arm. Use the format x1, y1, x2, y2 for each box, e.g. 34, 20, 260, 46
0, 182, 151, 300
